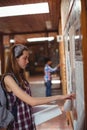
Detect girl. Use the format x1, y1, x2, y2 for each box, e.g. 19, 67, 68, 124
3, 44, 75, 130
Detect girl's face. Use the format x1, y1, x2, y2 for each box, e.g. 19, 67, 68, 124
16, 50, 29, 69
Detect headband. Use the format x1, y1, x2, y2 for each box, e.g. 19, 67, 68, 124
14, 44, 28, 58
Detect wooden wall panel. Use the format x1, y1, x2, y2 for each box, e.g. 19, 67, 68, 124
81, 0, 87, 129
60, 0, 86, 129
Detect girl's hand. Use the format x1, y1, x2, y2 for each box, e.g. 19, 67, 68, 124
57, 64, 60, 68
64, 93, 76, 100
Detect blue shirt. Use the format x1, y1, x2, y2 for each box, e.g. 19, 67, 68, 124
44, 64, 57, 82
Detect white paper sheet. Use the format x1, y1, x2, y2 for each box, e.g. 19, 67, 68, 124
33, 104, 62, 125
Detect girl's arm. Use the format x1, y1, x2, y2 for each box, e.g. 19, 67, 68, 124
4, 75, 75, 106
48, 63, 60, 72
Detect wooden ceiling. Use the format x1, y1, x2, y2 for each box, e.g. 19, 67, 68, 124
0, 0, 61, 44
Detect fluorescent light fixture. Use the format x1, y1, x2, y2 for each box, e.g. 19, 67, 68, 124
27, 37, 54, 42
0, 2, 49, 17
10, 39, 15, 43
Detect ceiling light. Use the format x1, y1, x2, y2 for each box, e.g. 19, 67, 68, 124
0, 2, 49, 17
10, 39, 15, 43
27, 37, 54, 42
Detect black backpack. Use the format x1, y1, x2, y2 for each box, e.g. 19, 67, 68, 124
0, 80, 14, 128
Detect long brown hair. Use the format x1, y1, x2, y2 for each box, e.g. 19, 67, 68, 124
5, 44, 29, 87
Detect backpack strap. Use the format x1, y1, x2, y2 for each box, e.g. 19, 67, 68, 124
1, 73, 19, 121
1, 72, 19, 105
0, 81, 7, 107
2, 72, 19, 84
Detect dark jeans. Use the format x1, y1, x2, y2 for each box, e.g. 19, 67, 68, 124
45, 80, 52, 97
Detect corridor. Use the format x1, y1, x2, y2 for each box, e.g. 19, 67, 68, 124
29, 75, 73, 130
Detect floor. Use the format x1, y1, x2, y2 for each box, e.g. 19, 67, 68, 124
28, 75, 73, 130
36, 112, 73, 130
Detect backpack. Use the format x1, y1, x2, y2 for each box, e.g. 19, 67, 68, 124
0, 80, 14, 128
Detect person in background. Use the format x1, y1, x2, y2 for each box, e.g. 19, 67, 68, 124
2, 44, 75, 130
44, 57, 60, 97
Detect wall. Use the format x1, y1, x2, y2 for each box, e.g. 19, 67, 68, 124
81, 0, 87, 129
60, 0, 86, 129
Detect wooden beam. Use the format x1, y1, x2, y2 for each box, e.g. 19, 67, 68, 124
81, 0, 87, 129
